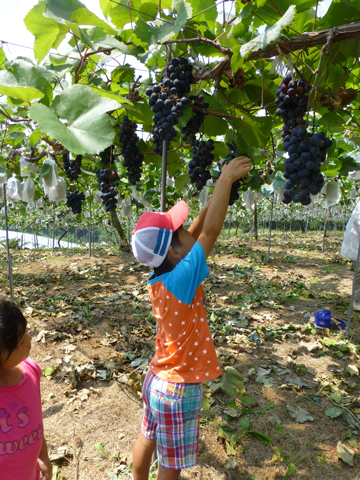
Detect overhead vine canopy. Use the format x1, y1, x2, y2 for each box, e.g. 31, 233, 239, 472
0, 0, 359, 209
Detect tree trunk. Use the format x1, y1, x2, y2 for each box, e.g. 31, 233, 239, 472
58, 228, 68, 248
110, 209, 130, 251
75, 227, 82, 245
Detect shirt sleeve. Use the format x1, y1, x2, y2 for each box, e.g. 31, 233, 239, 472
23, 357, 42, 383
162, 241, 209, 304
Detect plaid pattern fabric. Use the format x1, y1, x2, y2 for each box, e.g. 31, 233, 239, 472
141, 370, 203, 470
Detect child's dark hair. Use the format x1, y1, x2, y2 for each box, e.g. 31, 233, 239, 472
154, 228, 182, 277
0, 299, 27, 367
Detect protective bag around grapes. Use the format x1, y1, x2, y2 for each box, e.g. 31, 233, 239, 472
122, 205, 133, 217
243, 189, 255, 209
48, 177, 66, 202
20, 156, 39, 177
42, 157, 59, 188
93, 191, 103, 205
324, 181, 341, 209
21, 178, 35, 203
0, 169, 7, 184
7, 174, 23, 202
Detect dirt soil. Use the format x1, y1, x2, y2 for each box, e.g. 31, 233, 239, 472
1, 230, 360, 480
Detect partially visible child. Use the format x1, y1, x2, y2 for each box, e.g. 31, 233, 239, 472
0, 299, 52, 480
131, 156, 251, 480
341, 198, 360, 310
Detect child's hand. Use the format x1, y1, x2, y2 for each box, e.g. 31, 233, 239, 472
38, 456, 52, 480
221, 156, 251, 183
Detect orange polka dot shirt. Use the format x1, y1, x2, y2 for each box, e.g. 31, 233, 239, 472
147, 242, 221, 383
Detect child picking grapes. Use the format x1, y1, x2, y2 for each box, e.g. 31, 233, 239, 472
131, 155, 251, 480
0, 299, 52, 480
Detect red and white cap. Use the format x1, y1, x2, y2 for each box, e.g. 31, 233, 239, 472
132, 201, 189, 267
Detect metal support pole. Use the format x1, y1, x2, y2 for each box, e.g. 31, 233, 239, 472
52, 205, 56, 253
346, 239, 360, 337
89, 199, 92, 258
267, 192, 275, 263
3, 184, 14, 300
152, 139, 168, 466
322, 208, 331, 253
161, 140, 168, 213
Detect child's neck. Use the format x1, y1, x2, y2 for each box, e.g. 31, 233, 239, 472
0, 365, 24, 387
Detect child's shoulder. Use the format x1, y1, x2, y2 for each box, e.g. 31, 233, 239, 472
22, 357, 42, 381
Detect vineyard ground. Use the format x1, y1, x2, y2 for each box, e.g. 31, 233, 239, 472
1, 230, 360, 480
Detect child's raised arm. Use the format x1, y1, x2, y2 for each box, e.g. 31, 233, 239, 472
198, 156, 251, 258
187, 195, 212, 240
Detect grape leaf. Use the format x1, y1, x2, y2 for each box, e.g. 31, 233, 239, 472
0, 59, 52, 104
240, 5, 296, 57
24, 2, 67, 62
221, 366, 246, 398
71, 8, 117, 35
134, 0, 192, 45
29, 85, 119, 155
318, 0, 360, 29
268, 416, 281, 425
110, 0, 140, 29
190, 0, 217, 23
42, 366, 57, 377
325, 407, 343, 419
286, 405, 314, 423
0, 49, 7, 69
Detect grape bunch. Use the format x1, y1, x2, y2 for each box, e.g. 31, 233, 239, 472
228, 179, 241, 206
145, 57, 193, 155
215, 143, 244, 206
99, 146, 113, 165
181, 95, 209, 141
63, 154, 82, 181
118, 116, 144, 184
187, 135, 215, 191
95, 168, 120, 212
276, 75, 333, 205
224, 149, 242, 206
275, 74, 311, 137
66, 191, 85, 214
282, 128, 332, 204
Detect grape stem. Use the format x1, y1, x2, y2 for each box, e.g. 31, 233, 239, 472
0, 107, 29, 123
163, 37, 231, 56
276, 41, 316, 75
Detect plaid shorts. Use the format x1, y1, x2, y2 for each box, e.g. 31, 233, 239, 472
141, 370, 203, 470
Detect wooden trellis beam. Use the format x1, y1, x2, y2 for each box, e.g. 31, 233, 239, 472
247, 21, 360, 60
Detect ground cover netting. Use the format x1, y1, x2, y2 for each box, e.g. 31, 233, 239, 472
1, 230, 360, 480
